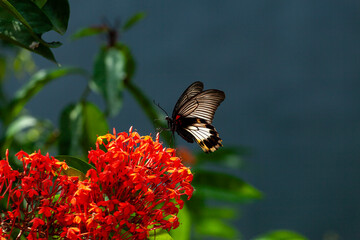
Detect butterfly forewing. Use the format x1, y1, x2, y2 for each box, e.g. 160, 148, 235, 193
177, 90, 225, 124
172, 81, 204, 118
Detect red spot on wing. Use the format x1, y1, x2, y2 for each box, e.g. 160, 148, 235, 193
175, 115, 182, 126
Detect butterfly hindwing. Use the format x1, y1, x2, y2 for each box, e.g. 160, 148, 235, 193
179, 118, 222, 153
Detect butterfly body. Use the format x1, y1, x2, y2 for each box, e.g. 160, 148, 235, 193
166, 81, 225, 153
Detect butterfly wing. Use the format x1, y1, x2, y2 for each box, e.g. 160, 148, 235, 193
172, 81, 204, 118
176, 117, 223, 152
176, 89, 225, 124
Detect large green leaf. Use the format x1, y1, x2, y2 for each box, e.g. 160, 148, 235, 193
58, 101, 109, 157
169, 204, 191, 240
59, 103, 84, 156
253, 230, 308, 240
42, 0, 70, 34
82, 101, 109, 148
117, 43, 136, 81
92, 46, 126, 116
3, 0, 52, 34
5, 67, 85, 124
192, 169, 262, 203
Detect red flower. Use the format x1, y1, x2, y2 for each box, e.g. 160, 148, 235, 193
70, 127, 194, 239
30, 217, 45, 231
0, 149, 79, 239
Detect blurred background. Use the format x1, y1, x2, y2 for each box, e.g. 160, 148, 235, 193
3, 1, 360, 239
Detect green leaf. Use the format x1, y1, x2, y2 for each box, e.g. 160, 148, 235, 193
58, 102, 109, 157
253, 230, 308, 240
169, 204, 191, 240
1, 115, 38, 153
0, 10, 57, 62
56, 155, 95, 178
82, 102, 109, 148
0, 0, 62, 62
5, 67, 86, 124
32, 0, 47, 8
0, 35, 58, 63
42, 0, 70, 34
58, 103, 85, 156
63, 167, 86, 180
0, 115, 56, 167
192, 169, 263, 203
194, 218, 239, 239
186, 201, 239, 239
70, 26, 108, 40
123, 12, 146, 31
12, 49, 36, 77
92, 46, 126, 116
148, 229, 173, 240
196, 146, 249, 169
117, 43, 136, 81
198, 206, 236, 220
3, 0, 53, 34
5, 115, 37, 138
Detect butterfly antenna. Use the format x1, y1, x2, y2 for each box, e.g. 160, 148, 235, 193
153, 100, 169, 116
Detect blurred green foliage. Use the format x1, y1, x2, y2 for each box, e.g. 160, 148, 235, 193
0, 1, 307, 239
253, 230, 307, 240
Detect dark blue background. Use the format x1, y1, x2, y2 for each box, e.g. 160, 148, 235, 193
8, 1, 360, 239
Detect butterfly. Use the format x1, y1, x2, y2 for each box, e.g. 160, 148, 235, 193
165, 81, 225, 153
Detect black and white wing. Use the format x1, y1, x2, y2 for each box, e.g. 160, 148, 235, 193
172, 81, 204, 118
176, 118, 223, 153
176, 89, 225, 124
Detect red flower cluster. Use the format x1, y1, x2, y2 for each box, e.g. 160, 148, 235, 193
0, 149, 78, 239
0, 127, 194, 239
